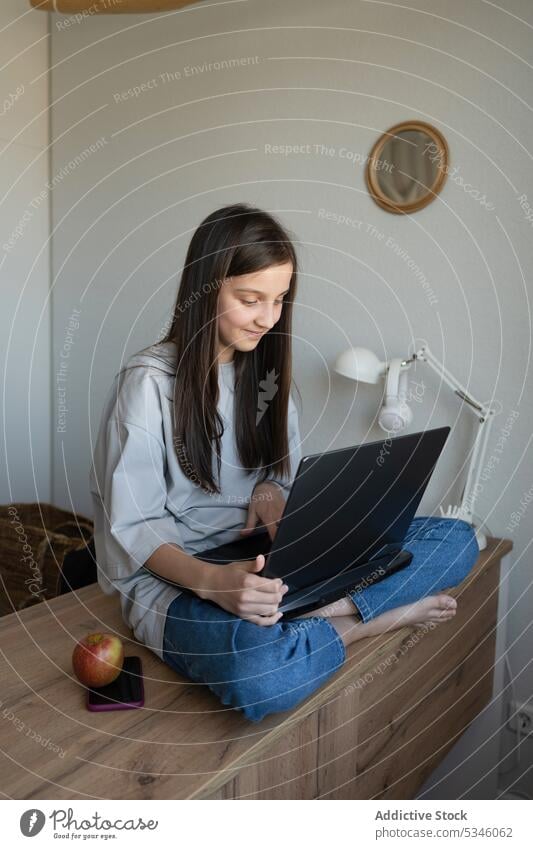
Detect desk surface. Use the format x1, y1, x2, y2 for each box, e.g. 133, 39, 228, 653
0, 537, 512, 800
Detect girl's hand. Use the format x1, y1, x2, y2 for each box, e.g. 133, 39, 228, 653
240, 481, 286, 542
198, 554, 289, 625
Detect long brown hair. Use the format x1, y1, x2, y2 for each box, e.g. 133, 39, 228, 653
123, 203, 300, 494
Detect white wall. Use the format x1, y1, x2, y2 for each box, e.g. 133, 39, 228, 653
45, 0, 532, 796
0, 1, 51, 505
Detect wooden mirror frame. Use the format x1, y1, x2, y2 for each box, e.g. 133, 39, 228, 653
30, 1, 200, 11
365, 120, 449, 215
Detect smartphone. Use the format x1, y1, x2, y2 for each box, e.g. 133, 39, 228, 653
86, 656, 144, 711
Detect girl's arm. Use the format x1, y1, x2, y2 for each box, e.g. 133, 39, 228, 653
144, 542, 214, 596
145, 543, 288, 625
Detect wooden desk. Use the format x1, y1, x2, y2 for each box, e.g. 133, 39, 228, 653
0, 537, 511, 800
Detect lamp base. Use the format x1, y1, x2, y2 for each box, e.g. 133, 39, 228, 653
474, 525, 488, 551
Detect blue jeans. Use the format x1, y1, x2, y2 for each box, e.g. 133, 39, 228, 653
162, 516, 479, 723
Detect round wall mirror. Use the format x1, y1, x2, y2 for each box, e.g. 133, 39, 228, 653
365, 121, 449, 214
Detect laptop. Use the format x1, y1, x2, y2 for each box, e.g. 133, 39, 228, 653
192, 426, 451, 618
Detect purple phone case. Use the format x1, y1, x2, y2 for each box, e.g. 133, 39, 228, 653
86, 657, 144, 712
87, 693, 144, 711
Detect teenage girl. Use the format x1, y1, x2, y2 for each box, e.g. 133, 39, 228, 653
89, 202, 479, 723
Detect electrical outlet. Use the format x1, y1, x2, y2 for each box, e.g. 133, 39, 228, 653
508, 701, 533, 736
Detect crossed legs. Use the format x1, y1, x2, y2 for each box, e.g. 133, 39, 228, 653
295, 515, 481, 650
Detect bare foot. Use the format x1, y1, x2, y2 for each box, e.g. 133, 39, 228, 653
300, 593, 456, 624
325, 593, 458, 649
371, 593, 458, 631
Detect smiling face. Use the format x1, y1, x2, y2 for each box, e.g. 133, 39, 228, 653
216, 261, 293, 363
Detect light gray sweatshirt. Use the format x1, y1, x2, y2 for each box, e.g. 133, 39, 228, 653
88, 341, 302, 660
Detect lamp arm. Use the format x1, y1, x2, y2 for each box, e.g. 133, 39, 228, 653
412, 346, 491, 417
408, 345, 497, 525
459, 411, 495, 521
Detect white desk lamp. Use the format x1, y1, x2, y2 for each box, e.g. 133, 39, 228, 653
334, 344, 498, 551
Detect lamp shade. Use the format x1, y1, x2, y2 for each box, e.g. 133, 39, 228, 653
334, 347, 385, 384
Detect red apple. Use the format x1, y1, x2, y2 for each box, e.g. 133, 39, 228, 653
72, 632, 124, 688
